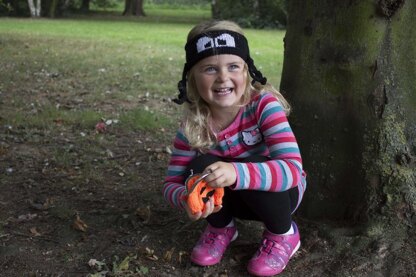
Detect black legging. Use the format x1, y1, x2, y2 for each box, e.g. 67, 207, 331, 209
184, 154, 299, 234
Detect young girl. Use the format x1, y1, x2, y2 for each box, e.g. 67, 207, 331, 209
163, 20, 307, 276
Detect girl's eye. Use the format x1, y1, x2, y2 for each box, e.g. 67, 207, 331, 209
204, 66, 216, 73
229, 64, 241, 71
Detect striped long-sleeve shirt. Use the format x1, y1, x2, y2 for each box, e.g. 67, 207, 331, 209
163, 92, 307, 210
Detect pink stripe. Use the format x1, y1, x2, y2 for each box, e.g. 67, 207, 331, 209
174, 140, 191, 150
247, 163, 258, 189
272, 131, 296, 138
262, 116, 287, 130
267, 137, 297, 144
287, 162, 299, 188
277, 154, 301, 160
257, 94, 274, 113
269, 162, 278, 191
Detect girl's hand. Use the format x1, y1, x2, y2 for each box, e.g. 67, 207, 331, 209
182, 197, 222, 221
203, 161, 237, 188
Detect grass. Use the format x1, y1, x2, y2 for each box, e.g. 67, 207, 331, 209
0, 6, 286, 133
0, 10, 286, 273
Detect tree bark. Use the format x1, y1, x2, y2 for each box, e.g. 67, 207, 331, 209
280, 0, 415, 236
48, 0, 58, 18
123, 0, 145, 16
211, 0, 219, 18
135, 0, 145, 16
80, 0, 90, 13
27, 0, 41, 17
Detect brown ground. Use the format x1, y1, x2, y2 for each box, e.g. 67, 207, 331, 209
1, 95, 415, 277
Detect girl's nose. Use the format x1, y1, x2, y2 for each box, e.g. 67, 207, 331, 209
216, 68, 229, 82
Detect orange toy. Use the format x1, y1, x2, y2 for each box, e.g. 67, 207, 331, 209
185, 172, 224, 214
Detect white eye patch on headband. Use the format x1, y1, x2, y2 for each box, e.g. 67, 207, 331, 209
196, 33, 236, 53
174, 30, 267, 104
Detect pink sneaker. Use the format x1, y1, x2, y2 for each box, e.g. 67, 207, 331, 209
247, 222, 300, 276
190, 224, 238, 266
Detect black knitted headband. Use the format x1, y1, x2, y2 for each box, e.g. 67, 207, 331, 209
174, 30, 267, 104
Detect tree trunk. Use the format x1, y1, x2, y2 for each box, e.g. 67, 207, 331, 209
123, 0, 145, 16
48, 0, 58, 17
280, 0, 415, 270
80, 0, 90, 13
27, 0, 41, 17
211, 0, 219, 18
122, 0, 131, 15
135, 0, 145, 16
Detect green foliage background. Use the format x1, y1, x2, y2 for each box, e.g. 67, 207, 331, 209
1, 0, 287, 30
212, 0, 288, 29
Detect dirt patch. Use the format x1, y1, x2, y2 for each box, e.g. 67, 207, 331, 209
0, 90, 414, 277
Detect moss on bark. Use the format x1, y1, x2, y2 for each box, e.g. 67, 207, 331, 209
281, 0, 416, 227
280, 2, 416, 273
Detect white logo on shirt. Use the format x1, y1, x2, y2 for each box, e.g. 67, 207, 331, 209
241, 128, 263, 146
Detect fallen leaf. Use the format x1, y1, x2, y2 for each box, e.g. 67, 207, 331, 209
178, 251, 188, 264
136, 206, 151, 223
145, 247, 154, 255
164, 247, 175, 262
147, 254, 158, 261
106, 149, 114, 158
117, 256, 131, 271
144, 247, 158, 261
88, 258, 106, 271
16, 213, 37, 222
232, 252, 247, 262
53, 118, 64, 126
113, 255, 136, 273
29, 198, 52, 210
30, 227, 41, 237
137, 265, 149, 274
95, 122, 106, 133
73, 214, 88, 232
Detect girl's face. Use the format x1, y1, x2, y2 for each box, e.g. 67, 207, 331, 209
193, 54, 247, 114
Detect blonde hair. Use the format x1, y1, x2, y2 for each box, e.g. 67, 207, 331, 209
182, 20, 290, 150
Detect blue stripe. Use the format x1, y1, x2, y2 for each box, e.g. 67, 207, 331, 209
270, 147, 300, 157
260, 106, 280, 124
167, 169, 184, 177
235, 163, 246, 189
258, 164, 267, 190
263, 124, 291, 136
278, 162, 288, 191
176, 130, 188, 142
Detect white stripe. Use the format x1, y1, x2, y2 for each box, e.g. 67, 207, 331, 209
242, 164, 251, 189
289, 159, 302, 171
262, 122, 290, 136
281, 162, 293, 188
274, 142, 298, 149
262, 164, 272, 190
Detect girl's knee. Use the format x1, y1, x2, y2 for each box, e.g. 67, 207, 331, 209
241, 155, 269, 163
184, 154, 223, 178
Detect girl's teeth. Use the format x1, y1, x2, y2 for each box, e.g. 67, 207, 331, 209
216, 88, 232, 94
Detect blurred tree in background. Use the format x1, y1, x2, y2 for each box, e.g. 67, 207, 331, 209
0, 0, 286, 30
0, 0, 118, 17
211, 0, 288, 29
122, 0, 145, 16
